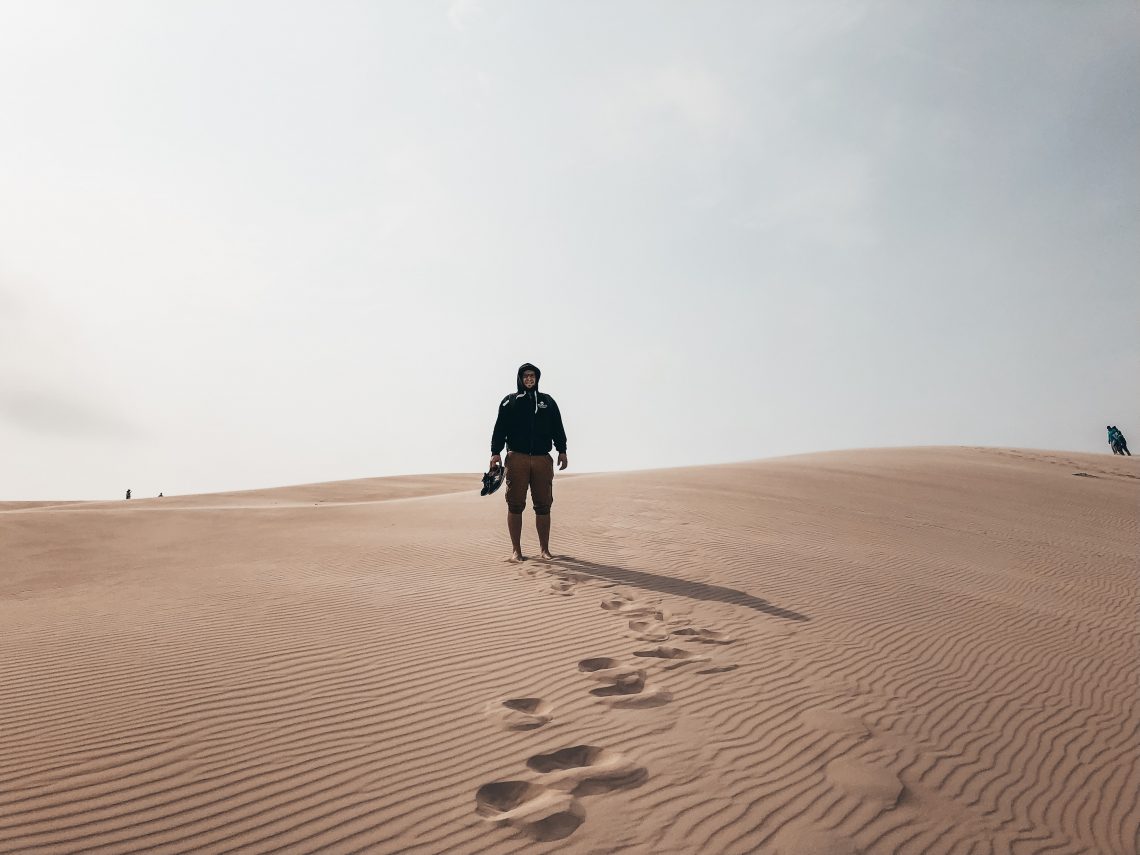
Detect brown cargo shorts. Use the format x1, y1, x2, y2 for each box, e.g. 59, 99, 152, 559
504, 451, 554, 515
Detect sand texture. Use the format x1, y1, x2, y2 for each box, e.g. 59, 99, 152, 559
2, 447, 1137, 854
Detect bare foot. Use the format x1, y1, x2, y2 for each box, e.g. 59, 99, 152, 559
507, 550, 525, 563
538, 550, 554, 561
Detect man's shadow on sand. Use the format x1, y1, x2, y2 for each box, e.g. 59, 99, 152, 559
545, 556, 809, 623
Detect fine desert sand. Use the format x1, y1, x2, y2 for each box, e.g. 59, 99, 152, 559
2, 447, 1137, 854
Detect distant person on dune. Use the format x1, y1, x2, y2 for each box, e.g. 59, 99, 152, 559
490, 363, 568, 562
125, 489, 131, 500
1107, 426, 1130, 455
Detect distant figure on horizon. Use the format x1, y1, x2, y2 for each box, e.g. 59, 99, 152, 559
1107, 426, 1130, 456
158, 492, 163, 497
490, 363, 568, 562
125, 489, 131, 500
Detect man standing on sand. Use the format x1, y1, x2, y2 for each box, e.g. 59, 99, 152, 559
490, 363, 568, 562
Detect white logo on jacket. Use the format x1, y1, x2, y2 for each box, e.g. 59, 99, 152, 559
537, 401, 548, 409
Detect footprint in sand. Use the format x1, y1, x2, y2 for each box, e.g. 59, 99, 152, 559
627, 619, 676, 642
488, 697, 553, 731
633, 644, 710, 668
549, 578, 576, 595
670, 626, 734, 645
526, 744, 648, 794
633, 644, 706, 662
475, 780, 585, 841
600, 597, 667, 619
627, 618, 730, 645
578, 657, 646, 686
546, 569, 616, 595
475, 746, 648, 841
601, 591, 694, 622
825, 757, 903, 808
586, 673, 673, 708
601, 599, 655, 617
633, 644, 739, 676
578, 656, 672, 708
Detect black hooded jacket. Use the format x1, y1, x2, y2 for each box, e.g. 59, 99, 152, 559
491, 363, 568, 456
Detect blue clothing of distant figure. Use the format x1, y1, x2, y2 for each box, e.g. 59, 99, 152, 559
1108, 426, 1131, 456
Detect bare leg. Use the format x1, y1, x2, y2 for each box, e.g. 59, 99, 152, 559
507, 512, 524, 561
536, 514, 552, 560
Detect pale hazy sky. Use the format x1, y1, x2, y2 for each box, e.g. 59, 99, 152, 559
2, 1, 1137, 500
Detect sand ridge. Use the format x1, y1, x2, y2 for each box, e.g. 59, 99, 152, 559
0, 473, 479, 513
1, 447, 1137, 854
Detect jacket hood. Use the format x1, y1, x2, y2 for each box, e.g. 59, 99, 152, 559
516, 363, 541, 393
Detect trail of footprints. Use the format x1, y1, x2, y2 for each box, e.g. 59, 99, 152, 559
478, 565, 914, 852
476, 567, 738, 841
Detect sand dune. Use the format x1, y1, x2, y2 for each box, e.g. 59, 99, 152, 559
23, 474, 479, 513
1, 447, 1137, 854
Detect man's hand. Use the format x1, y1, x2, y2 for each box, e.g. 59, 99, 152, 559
490, 453, 502, 471
557, 453, 568, 471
